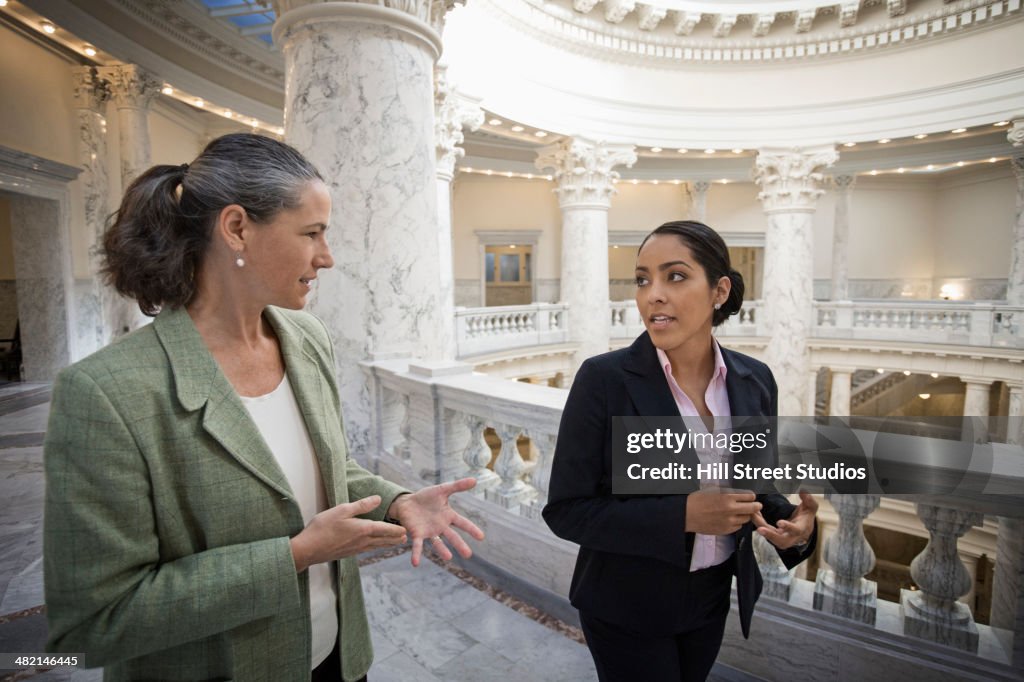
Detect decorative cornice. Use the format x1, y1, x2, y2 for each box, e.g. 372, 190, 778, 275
70, 66, 111, 112
754, 146, 838, 213
1010, 119, 1024, 148
535, 137, 637, 209
99, 64, 161, 109
505, 0, 1022, 66
0, 144, 83, 183
833, 174, 856, 191
435, 65, 485, 181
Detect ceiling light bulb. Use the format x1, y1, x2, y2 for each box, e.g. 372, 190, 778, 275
995, 121, 1010, 126
224, 111, 233, 118
83, 44, 97, 57
534, 131, 547, 138
903, 370, 911, 376
930, 372, 939, 378
914, 133, 928, 139
511, 125, 524, 132
41, 21, 56, 34
990, 157, 998, 163
488, 118, 502, 126
704, 148, 716, 154
194, 98, 205, 107
732, 148, 743, 154
652, 179, 659, 184
918, 393, 931, 400
951, 128, 966, 134
897, 168, 905, 173
631, 179, 638, 184
876, 368, 884, 374
719, 179, 729, 184
276, 127, 285, 135
926, 164, 934, 170
0, 1, 9, 7
869, 170, 878, 175
650, 147, 662, 153
250, 118, 258, 127
677, 148, 688, 154
956, 161, 964, 167
843, 142, 856, 147
878, 139, 891, 144
161, 85, 173, 95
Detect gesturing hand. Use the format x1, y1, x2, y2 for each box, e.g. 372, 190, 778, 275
289, 495, 407, 573
685, 489, 762, 535
386, 478, 486, 567
753, 491, 818, 550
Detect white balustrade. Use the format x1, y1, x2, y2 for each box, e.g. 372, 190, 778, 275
455, 303, 568, 357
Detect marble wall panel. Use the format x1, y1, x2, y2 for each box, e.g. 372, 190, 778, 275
454, 279, 480, 308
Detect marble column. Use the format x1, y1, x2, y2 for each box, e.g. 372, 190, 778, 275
829, 368, 852, 416
1007, 121, 1023, 304
70, 67, 112, 353
754, 146, 837, 415
273, 0, 460, 459
98, 63, 161, 336
901, 504, 983, 652
814, 492, 880, 624
435, 64, 483, 360
962, 377, 991, 442
690, 180, 709, 222
831, 174, 855, 301
536, 137, 637, 371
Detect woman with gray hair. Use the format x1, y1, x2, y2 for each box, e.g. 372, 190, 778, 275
43, 133, 484, 681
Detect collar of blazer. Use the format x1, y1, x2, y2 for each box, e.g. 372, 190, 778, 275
152, 305, 337, 504
620, 331, 764, 419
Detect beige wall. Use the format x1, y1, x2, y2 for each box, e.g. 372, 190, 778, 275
707, 182, 766, 236
932, 166, 1016, 278
0, 26, 77, 167
608, 183, 688, 232
451, 174, 561, 280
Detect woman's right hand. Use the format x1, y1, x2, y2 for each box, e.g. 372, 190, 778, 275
685, 489, 762, 535
289, 495, 407, 572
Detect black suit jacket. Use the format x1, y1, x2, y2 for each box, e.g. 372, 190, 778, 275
542, 332, 816, 638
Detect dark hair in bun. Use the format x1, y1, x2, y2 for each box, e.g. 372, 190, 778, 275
639, 220, 744, 327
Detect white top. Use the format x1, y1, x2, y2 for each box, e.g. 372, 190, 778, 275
240, 374, 338, 668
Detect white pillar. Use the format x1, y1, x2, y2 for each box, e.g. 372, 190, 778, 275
992, 383, 1024, 666
435, 64, 483, 361
691, 180, 709, 222
962, 378, 991, 417
831, 174, 855, 301
1007, 119, 1024, 304
70, 66, 112, 354
273, 1, 458, 457
536, 138, 636, 371
754, 146, 837, 415
98, 63, 161, 336
829, 368, 853, 416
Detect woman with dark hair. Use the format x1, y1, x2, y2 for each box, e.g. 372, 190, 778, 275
43, 133, 484, 681
543, 220, 818, 681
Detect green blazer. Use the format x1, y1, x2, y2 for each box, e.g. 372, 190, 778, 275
44, 305, 407, 682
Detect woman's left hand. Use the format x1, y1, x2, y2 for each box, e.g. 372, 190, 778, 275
386, 478, 486, 567
752, 491, 818, 551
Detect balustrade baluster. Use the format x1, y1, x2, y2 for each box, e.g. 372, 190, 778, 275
484, 423, 535, 511
755, 532, 794, 600
460, 414, 499, 490
814, 493, 881, 624
521, 430, 557, 520
393, 393, 411, 462
901, 504, 983, 652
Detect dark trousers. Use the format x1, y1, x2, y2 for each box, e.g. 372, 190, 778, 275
579, 558, 733, 682
311, 642, 366, 682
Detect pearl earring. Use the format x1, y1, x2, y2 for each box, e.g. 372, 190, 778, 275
714, 303, 721, 310
235, 252, 245, 268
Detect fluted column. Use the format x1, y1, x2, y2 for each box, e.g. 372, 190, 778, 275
814, 492, 881, 624
1007, 120, 1023, 304
901, 504, 983, 652
536, 137, 636, 371
70, 67, 112, 353
273, 0, 461, 457
754, 146, 838, 415
829, 368, 852, 417
98, 63, 161, 336
690, 180, 709, 222
435, 64, 483, 360
831, 174, 855, 301
962, 377, 991, 442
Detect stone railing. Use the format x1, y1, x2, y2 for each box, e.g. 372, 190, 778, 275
814, 301, 1023, 348
362, 357, 1023, 679
455, 303, 568, 357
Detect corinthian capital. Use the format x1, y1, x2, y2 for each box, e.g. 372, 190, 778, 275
71, 66, 111, 112
754, 146, 838, 213
98, 64, 161, 109
535, 137, 637, 209
435, 65, 484, 180
1009, 118, 1024, 148
273, 0, 464, 34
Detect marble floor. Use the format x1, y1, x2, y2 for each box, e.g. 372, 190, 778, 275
0, 382, 753, 681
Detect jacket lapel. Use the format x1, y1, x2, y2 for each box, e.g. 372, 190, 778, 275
154, 306, 292, 499
621, 332, 679, 418
720, 346, 761, 418
265, 308, 339, 508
